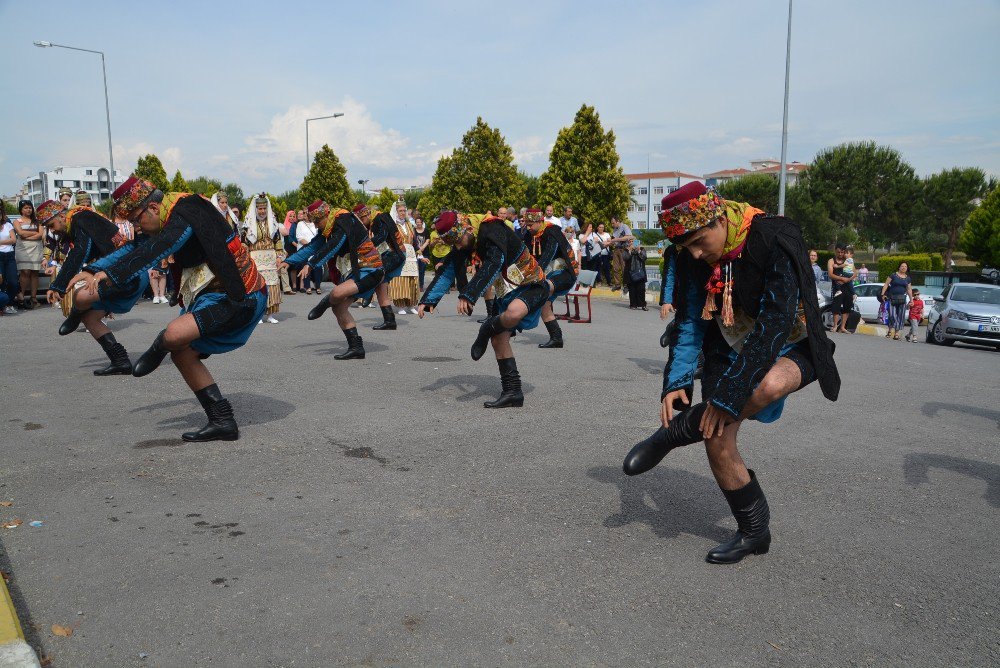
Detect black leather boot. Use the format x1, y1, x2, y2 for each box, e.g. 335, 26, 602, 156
334, 327, 366, 360
93, 332, 132, 376
477, 298, 496, 324
361, 294, 373, 308
59, 308, 84, 336
538, 319, 564, 349
622, 402, 707, 476
659, 318, 675, 348
471, 315, 507, 361
484, 357, 524, 408
182, 384, 239, 442
372, 305, 397, 330
706, 470, 771, 564
308, 293, 333, 320
133, 330, 170, 377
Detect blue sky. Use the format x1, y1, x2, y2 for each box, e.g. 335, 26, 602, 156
1, 0, 997, 197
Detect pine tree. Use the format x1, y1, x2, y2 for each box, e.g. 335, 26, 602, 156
418, 117, 525, 218
919, 167, 989, 266
299, 144, 352, 209
187, 176, 223, 196
370, 187, 398, 212
715, 173, 780, 214
960, 187, 1000, 268
169, 170, 190, 193
134, 154, 169, 191
536, 105, 631, 225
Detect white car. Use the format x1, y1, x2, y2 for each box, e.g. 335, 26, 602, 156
852, 282, 931, 322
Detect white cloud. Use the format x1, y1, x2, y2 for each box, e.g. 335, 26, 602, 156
511, 136, 550, 168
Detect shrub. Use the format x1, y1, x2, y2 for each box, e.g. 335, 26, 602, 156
877, 253, 941, 277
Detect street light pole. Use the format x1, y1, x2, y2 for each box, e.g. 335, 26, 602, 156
777, 0, 793, 215
358, 179, 369, 196
305, 113, 344, 174
34, 40, 115, 200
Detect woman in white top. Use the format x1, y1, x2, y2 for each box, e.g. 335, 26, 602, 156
13, 200, 44, 308
295, 216, 323, 294
0, 212, 18, 313
565, 227, 581, 266
582, 222, 612, 286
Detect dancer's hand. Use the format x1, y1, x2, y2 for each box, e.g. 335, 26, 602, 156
297, 265, 310, 280
278, 261, 289, 271
661, 388, 689, 426
46, 290, 61, 305
699, 403, 732, 439
659, 303, 674, 320
75, 271, 108, 295
457, 297, 473, 316
417, 304, 433, 319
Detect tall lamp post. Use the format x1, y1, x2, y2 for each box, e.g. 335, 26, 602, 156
357, 179, 369, 196
34, 40, 116, 201
777, 0, 793, 215
305, 113, 344, 173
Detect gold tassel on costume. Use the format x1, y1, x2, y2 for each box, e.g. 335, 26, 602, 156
701, 294, 716, 320
721, 277, 735, 327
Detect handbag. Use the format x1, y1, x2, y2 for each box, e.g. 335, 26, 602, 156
889, 294, 907, 306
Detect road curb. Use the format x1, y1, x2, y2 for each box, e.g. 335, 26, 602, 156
0, 577, 39, 668
856, 323, 888, 337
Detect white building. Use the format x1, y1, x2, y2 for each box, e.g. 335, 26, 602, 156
22, 165, 125, 207
624, 171, 705, 230
704, 159, 809, 188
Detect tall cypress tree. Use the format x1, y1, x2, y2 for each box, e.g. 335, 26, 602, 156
134, 154, 169, 191
536, 104, 631, 225
169, 169, 190, 193
299, 144, 352, 209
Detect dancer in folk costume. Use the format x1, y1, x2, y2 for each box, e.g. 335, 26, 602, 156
622, 182, 840, 564
353, 203, 406, 330
243, 193, 283, 324
524, 209, 579, 348
41, 200, 148, 375
389, 201, 420, 314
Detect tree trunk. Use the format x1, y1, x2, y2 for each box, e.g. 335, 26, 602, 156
945, 223, 958, 270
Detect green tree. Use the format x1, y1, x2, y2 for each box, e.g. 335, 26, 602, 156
960, 187, 1000, 268
221, 183, 246, 214
919, 167, 989, 267
402, 188, 423, 211
369, 187, 398, 212
418, 117, 525, 218
351, 188, 371, 205
299, 144, 352, 209
792, 142, 920, 248
518, 171, 540, 209
786, 184, 839, 249
187, 175, 223, 196
169, 170, 190, 193
134, 154, 169, 191
536, 104, 631, 225
716, 173, 780, 214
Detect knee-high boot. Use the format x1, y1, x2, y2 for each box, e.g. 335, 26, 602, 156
182, 383, 239, 442
484, 357, 524, 408
706, 470, 771, 564
308, 293, 333, 320
59, 308, 84, 336
538, 319, 564, 349
334, 327, 365, 360
471, 315, 508, 361
133, 330, 170, 377
477, 298, 496, 324
94, 332, 132, 376
372, 305, 397, 330
622, 402, 707, 476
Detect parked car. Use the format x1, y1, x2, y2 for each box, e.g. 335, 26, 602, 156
982, 266, 999, 283
926, 282, 1000, 349
852, 282, 931, 322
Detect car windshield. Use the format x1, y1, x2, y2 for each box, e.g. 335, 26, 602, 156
950, 286, 1000, 305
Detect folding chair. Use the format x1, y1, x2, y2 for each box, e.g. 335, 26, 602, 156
556, 269, 597, 323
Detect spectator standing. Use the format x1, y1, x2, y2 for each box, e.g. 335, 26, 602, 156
278, 211, 297, 295
544, 205, 559, 226
880, 261, 913, 340
149, 259, 169, 303
13, 200, 44, 309
608, 216, 635, 291
590, 222, 612, 285
565, 227, 581, 266
579, 222, 595, 271
827, 242, 855, 334
559, 206, 579, 232
389, 201, 419, 314
905, 288, 924, 342
295, 212, 323, 294
413, 215, 430, 290
0, 211, 18, 313
809, 250, 822, 283
858, 264, 869, 283
627, 242, 648, 310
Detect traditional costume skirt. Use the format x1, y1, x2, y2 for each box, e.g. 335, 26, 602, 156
80, 273, 149, 315
498, 280, 550, 333
15, 237, 44, 271
390, 244, 419, 305
546, 269, 576, 303
249, 244, 281, 315
185, 289, 267, 355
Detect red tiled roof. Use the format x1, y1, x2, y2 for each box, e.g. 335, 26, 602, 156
755, 162, 810, 174
704, 168, 751, 178
624, 171, 703, 180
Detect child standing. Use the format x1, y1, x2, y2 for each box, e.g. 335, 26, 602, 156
906, 289, 924, 342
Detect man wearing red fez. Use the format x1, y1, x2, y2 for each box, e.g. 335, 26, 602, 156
65, 175, 267, 442
622, 181, 840, 564
280, 200, 384, 360
417, 210, 548, 408
41, 200, 147, 375
524, 208, 579, 349
353, 203, 407, 331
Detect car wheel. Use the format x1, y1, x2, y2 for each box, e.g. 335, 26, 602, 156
932, 321, 954, 346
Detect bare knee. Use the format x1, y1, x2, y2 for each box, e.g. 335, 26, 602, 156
163, 323, 189, 350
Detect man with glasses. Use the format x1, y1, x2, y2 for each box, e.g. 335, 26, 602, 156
66, 176, 267, 442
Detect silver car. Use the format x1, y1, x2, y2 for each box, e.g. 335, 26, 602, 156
926, 282, 1000, 349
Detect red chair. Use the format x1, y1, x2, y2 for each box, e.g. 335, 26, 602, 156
556, 270, 597, 324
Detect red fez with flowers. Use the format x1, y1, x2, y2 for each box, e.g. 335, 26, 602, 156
113, 175, 158, 219
524, 208, 543, 224
307, 199, 331, 222
36, 199, 67, 224
658, 181, 725, 240
434, 210, 457, 235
